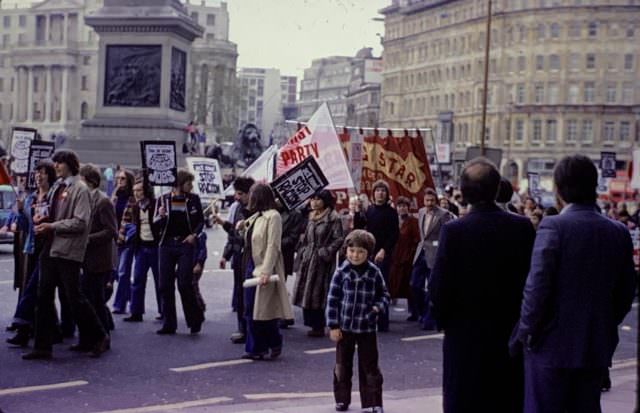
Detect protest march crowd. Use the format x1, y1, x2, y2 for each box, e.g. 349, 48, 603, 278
0, 143, 637, 413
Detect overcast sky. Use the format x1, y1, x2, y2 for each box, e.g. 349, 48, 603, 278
226, 0, 388, 79
6, 0, 389, 80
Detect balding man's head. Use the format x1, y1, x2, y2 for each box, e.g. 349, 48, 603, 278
460, 157, 500, 205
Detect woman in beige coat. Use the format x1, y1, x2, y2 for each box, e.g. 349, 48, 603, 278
238, 183, 293, 360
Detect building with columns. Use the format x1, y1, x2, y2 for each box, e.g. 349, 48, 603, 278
0, 0, 237, 146
379, 0, 640, 186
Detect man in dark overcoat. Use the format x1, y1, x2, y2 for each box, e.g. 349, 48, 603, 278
429, 158, 536, 412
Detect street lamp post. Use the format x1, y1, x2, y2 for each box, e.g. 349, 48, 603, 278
480, 0, 493, 156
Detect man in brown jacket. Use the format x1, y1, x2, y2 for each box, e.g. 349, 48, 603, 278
80, 164, 118, 337
23, 151, 110, 360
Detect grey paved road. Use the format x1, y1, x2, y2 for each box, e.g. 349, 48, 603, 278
0, 226, 636, 412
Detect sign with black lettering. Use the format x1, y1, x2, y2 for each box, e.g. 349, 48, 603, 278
186, 157, 224, 201
10, 127, 37, 176
600, 151, 617, 178
27, 141, 55, 189
140, 141, 177, 186
270, 156, 328, 211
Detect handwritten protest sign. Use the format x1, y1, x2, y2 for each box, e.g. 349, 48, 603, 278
186, 157, 224, 201
27, 141, 55, 189
271, 156, 328, 211
276, 103, 354, 190
10, 127, 37, 176
140, 141, 177, 186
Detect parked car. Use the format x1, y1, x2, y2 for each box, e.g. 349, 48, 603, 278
0, 185, 15, 245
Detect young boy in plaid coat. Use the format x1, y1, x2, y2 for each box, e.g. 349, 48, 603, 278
326, 230, 390, 413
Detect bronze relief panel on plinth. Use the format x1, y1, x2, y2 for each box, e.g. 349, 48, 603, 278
170, 47, 187, 112
104, 45, 162, 107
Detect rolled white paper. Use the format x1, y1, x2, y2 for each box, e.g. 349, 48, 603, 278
242, 275, 280, 288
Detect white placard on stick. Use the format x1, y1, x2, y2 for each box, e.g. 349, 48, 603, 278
27, 141, 55, 189
186, 157, 225, 200
10, 127, 37, 176
140, 141, 177, 186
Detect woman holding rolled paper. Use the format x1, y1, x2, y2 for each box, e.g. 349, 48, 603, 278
238, 183, 293, 360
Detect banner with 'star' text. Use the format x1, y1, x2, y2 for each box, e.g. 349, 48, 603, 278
337, 131, 435, 212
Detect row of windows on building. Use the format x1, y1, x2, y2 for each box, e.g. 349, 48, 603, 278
0, 74, 93, 93
386, 0, 640, 40
189, 12, 217, 26
0, 101, 89, 122
384, 53, 636, 93
450, 119, 634, 146
385, 20, 636, 69
383, 81, 635, 118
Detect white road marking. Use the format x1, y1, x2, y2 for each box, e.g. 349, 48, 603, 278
0, 380, 88, 396
621, 325, 632, 331
401, 333, 445, 342
304, 347, 335, 355
203, 269, 232, 274
92, 397, 233, 413
244, 392, 335, 400
612, 359, 637, 370
633, 302, 639, 308
0, 280, 13, 285
170, 359, 253, 372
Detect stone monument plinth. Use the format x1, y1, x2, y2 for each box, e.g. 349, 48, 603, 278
70, 0, 203, 168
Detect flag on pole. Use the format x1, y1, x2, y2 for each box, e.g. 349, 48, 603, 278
276, 103, 354, 190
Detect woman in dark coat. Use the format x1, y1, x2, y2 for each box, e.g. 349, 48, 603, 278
293, 190, 344, 337
388, 196, 419, 301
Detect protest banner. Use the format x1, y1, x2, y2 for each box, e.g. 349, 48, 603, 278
27, 141, 55, 189
10, 127, 37, 176
140, 141, 177, 186
186, 157, 224, 201
600, 151, 617, 178
337, 130, 434, 211
271, 156, 328, 211
276, 103, 354, 190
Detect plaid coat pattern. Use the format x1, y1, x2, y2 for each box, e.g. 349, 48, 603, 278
326, 260, 390, 333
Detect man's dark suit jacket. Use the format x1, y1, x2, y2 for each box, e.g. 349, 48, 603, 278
512, 203, 636, 368
84, 190, 118, 274
429, 202, 536, 413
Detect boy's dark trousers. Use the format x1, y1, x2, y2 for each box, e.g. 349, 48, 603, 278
333, 331, 383, 408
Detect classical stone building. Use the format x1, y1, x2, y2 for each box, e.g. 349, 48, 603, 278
380, 0, 640, 185
0, 0, 237, 147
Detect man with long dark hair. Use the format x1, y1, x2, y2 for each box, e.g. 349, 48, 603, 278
154, 169, 205, 335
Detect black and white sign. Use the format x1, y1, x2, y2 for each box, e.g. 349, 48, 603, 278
140, 141, 177, 186
527, 172, 541, 196
600, 151, 617, 178
10, 127, 37, 176
27, 141, 55, 189
271, 156, 328, 211
186, 157, 224, 200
